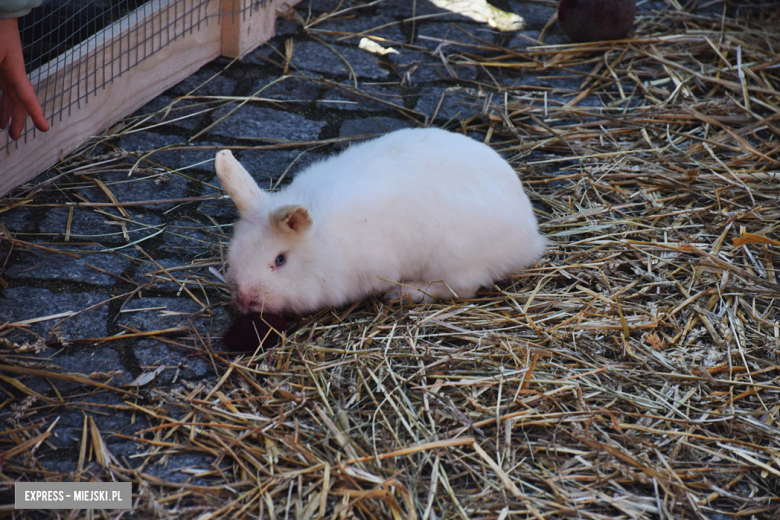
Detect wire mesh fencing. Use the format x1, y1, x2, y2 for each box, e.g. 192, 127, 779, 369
2, 0, 269, 156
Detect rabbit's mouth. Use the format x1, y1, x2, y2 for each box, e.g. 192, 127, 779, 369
231, 290, 249, 314
233, 290, 276, 314
249, 302, 282, 315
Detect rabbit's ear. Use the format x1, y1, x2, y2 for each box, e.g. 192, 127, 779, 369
270, 205, 312, 235
215, 150, 266, 215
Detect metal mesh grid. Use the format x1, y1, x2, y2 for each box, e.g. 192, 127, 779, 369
2, 0, 266, 155
20, 0, 145, 74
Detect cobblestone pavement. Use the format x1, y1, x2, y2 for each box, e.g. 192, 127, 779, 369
1, 0, 734, 513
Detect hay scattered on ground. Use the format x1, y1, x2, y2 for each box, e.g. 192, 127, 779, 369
2, 1, 779, 518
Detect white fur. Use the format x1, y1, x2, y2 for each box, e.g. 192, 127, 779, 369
216, 128, 546, 315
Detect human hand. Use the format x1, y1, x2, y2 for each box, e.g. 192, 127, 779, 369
0, 17, 49, 140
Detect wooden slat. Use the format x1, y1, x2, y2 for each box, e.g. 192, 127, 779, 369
221, 0, 281, 58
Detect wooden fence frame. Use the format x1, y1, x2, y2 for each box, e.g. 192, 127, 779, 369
0, 0, 299, 197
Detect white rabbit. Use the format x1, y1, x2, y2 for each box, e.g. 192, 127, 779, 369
215, 128, 545, 315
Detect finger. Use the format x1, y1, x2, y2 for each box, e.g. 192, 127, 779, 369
19, 79, 48, 132
0, 93, 10, 129
10, 103, 26, 140
28, 103, 49, 132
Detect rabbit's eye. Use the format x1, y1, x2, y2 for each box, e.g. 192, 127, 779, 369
275, 253, 286, 267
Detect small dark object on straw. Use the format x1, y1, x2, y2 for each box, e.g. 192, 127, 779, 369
222, 313, 287, 351
558, 0, 636, 42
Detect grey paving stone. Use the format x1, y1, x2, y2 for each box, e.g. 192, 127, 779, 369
198, 174, 240, 221
507, 1, 558, 29
133, 257, 197, 292
132, 255, 226, 293
87, 393, 152, 435
161, 216, 226, 257
388, 51, 477, 84
251, 72, 323, 102
207, 104, 326, 142
195, 166, 225, 196
638, 1, 669, 13
46, 415, 83, 449
38, 206, 164, 245
412, 86, 480, 121
317, 81, 405, 112
0, 288, 109, 341
506, 68, 586, 90
298, 0, 353, 13
312, 15, 405, 46
133, 339, 213, 384
37, 454, 80, 475
507, 31, 568, 48
0, 223, 27, 275
130, 95, 207, 131
241, 42, 281, 66
118, 132, 184, 158
275, 18, 302, 36
5, 244, 135, 287
507, 30, 544, 48
118, 132, 221, 172
197, 196, 239, 221
290, 41, 389, 80
44, 395, 151, 452
117, 297, 228, 336
142, 452, 218, 484
236, 149, 325, 183
504, 89, 601, 111
24, 347, 131, 396
1, 205, 32, 233
180, 142, 223, 175
377, 0, 473, 21
169, 67, 237, 97
75, 170, 193, 212
416, 23, 497, 54
106, 440, 147, 462
337, 117, 414, 149
564, 94, 604, 108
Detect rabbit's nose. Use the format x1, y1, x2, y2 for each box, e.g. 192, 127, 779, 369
235, 290, 254, 313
